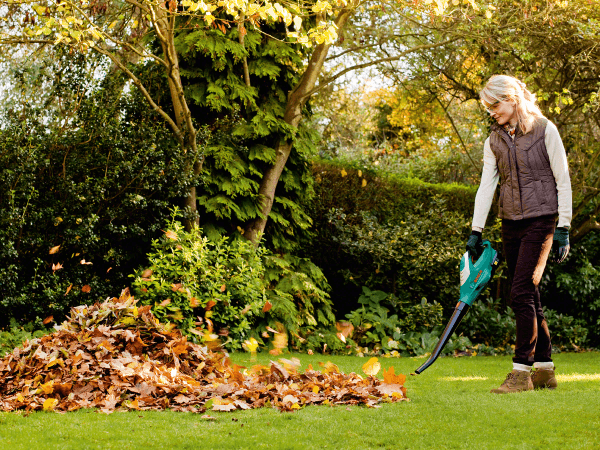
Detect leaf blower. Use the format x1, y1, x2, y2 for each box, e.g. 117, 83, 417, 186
414, 240, 499, 374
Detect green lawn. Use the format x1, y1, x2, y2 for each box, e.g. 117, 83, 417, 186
1, 352, 599, 450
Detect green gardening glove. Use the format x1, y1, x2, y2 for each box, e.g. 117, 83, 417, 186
466, 231, 484, 261
553, 227, 570, 264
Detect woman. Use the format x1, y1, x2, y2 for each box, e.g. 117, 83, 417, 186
466, 75, 572, 394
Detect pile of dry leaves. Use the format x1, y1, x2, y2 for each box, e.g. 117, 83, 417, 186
0, 290, 407, 414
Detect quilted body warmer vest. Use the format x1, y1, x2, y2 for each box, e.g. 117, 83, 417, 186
489, 118, 558, 221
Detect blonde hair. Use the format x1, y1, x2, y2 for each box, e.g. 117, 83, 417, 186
480, 75, 544, 134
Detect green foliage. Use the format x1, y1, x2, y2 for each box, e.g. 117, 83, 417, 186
0, 54, 196, 326
544, 309, 589, 352
130, 213, 335, 351
0, 320, 51, 357
311, 160, 477, 226
543, 232, 600, 347
344, 287, 445, 356
130, 215, 267, 349
173, 23, 318, 253
460, 298, 516, 349
323, 199, 470, 310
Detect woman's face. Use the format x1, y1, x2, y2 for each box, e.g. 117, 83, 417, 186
486, 99, 518, 126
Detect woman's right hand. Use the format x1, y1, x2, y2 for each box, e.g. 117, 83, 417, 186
466, 231, 484, 260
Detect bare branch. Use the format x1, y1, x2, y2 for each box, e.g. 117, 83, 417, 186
306, 37, 459, 100
91, 43, 184, 145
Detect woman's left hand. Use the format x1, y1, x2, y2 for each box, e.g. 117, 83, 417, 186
553, 227, 570, 263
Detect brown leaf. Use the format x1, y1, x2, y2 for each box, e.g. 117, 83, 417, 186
165, 230, 178, 240
336, 321, 354, 338
65, 284, 73, 296
81, 285, 91, 293
160, 299, 171, 307
189, 297, 199, 308
42, 316, 54, 325
205, 300, 216, 311
80, 259, 92, 265
52, 262, 63, 272
220, 284, 226, 292
49, 245, 60, 255
262, 301, 272, 313
141, 269, 153, 278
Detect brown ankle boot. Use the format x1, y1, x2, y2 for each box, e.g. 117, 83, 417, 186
531, 368, 558, 389
490, 370, 533, 394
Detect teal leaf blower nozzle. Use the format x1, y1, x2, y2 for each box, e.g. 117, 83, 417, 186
415, 240, 499, 375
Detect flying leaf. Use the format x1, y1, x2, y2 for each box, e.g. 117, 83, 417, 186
81, 285, 91, 293
336, 321, 354, 338
382, 366, 406, 385
80, 259, 92, 265
49, 245, 60, 255
52, 262, 63, 272
165, 230, 178, 240
262, 301, 272, 313
362, 357, 381, 377
43, 316, 54, 325
65, 284, 73, 296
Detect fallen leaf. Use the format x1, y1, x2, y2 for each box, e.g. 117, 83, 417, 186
220, 284, 226, 292
213, 403, 236, 412
189, 297, 199, 308
43, 398, 59, 411
52, 262, 63, 272
49, 245, 60, 255
165, 230, 178, 240
160, 299, 171, 307
81, 285, 91, 293
205, 300, 216, 311
65, 284, 73, 296
42, 316, 54, 325
80, 259, 92, 265
262, 301, 272, 313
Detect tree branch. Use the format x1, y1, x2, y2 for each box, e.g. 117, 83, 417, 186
305, 38, 459, 100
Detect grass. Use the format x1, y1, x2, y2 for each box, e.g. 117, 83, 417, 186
1, 352, 599, 450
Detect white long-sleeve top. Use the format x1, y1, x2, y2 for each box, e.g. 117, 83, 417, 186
472, 120, 572, 230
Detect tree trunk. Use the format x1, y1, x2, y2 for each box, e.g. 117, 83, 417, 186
244, 9, 355, 245
155, 9, 201, 229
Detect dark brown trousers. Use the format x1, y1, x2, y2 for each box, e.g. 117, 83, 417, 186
502, 215, 556, 365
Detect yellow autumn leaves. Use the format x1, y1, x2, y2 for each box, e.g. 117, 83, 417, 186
340, 168, 367, 187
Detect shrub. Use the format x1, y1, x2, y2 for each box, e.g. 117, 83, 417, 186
322, 198, 473, 311
343, 287, 444, 356
130, 212, 335, 351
